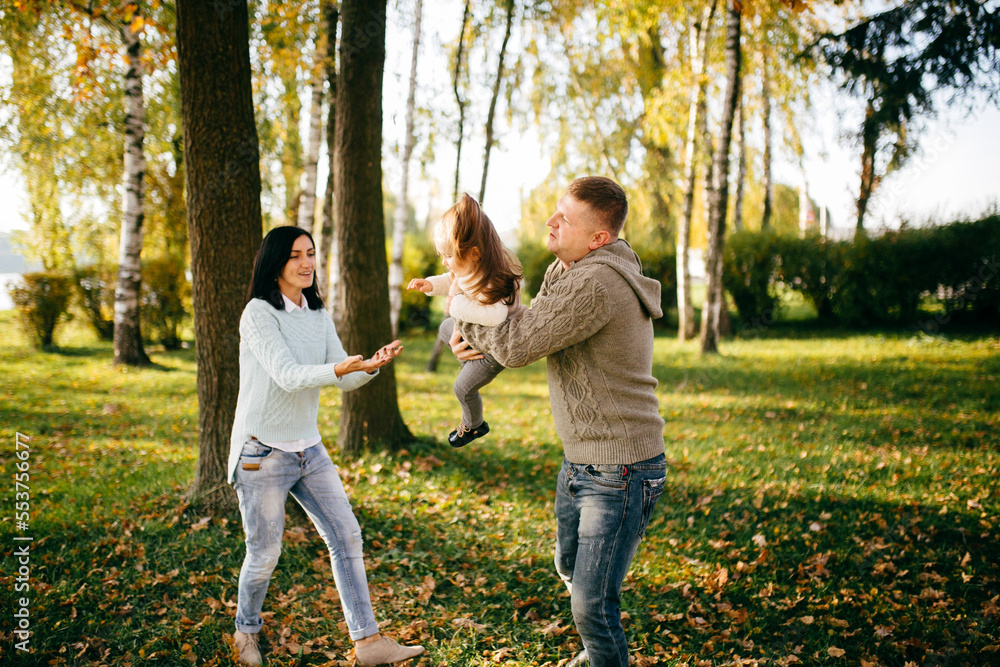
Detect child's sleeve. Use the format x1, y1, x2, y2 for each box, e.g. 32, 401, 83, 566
426, 273, 452, 296
449, 293, 508, 326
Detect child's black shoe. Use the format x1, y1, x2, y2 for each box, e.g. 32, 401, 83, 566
448, 421, 490, 448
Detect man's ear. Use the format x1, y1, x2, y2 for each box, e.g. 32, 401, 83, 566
589, 229, 612, 250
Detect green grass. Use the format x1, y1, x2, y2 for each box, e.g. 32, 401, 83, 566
1, 310, 998, 666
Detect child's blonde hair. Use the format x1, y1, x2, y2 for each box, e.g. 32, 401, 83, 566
434, 194, 522, 306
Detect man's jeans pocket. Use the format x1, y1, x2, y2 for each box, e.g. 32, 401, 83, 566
639, 476, 666, 537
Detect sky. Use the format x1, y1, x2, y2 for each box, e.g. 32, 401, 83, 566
2, 5, 999, 245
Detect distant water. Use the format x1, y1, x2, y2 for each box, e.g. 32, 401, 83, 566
0, 273, 20, 310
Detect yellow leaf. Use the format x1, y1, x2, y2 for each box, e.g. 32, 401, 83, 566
828, 647, 846, 658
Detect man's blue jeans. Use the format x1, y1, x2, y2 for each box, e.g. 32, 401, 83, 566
233, 441, 379, 640
554, 454, 667, 667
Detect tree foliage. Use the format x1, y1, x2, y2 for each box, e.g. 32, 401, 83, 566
811, 0, 1000, 230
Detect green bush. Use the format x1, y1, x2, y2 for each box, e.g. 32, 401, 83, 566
397, 233, 442, 333
635, 243, 677, 328
8, 271, 74, 349
515, 236, 554, 300
724, 215, 1000, 330
723, 229, 781, 327
777, 234, 836, 320
75, 264, 116, 341
141, 257, 191, 349
925, 216, 1000, 327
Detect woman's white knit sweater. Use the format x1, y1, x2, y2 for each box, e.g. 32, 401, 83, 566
227, 298, 376, 483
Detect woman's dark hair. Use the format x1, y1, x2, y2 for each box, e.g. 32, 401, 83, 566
247, 226, 325, 310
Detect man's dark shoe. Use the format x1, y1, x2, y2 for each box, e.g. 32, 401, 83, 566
448, 421, 490, 448
567, 649, 589, 667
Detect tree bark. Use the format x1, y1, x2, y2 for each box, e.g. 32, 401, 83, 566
177, 0, 263, 514
334, 0, 411, 454
700, 0, 741, 355
856, 98, 878, 236
452, 0, 472, 202
317, 1, 340, 310
114, 12, 151, 367
733, 91, 746, 232
389, 0, 423, 337
297, 38, 326, 231
677, 1, 716, 342
760, 61, 773, 229
479, 0, 515, 204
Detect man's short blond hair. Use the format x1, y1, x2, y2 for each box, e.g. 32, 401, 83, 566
566, 176, 628, 236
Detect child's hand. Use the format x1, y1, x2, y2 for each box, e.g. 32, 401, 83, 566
408, 278, 433, 293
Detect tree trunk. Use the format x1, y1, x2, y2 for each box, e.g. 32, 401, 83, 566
733, 91, 746, 232
114, 13, 151, 367
297, 40, 326, 231
177, 0, 263, 514
452, 0, 472, 202
479, 0, 515, 204
700, 0, 741, 355
677, 1, 716, 342
856, 98, 877, 236
281, 77, 303, 224
317, 1, 340, 310
334, 0, 411, 454
389, 0, 423, 337
760, 61, 773, 229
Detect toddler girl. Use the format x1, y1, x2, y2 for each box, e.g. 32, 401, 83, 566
408, 194, 522, 447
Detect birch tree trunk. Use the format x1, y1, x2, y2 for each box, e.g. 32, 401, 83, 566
335, 0, 411, 454
317, 1, 339, 312
389, 0, 423, 337
452, 0, 472, 202
677, 0, 716, 342
761, 61, 774, 229
479, 0, 514, 204
178, 0, 263, 514
297, 42, 326, 230
114, 13, 150, 367
733, 91, 746, 232
700, 0, 741, 355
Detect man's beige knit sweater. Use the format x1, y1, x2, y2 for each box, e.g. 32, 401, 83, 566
455, 239, 665, 465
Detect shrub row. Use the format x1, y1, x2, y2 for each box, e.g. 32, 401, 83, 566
8, 258, 191, 350
723, 216, 1000, 330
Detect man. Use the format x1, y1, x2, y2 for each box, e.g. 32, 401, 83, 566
450, 176, 666, 667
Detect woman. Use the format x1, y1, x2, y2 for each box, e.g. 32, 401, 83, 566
228, 226, 424, 666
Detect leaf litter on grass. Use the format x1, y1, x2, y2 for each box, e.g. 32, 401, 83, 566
1, 314, 998, 665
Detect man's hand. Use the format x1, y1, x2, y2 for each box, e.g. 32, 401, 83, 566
407, 278, 433, 293
449, 326, 484, 361
335, 340, 404, 376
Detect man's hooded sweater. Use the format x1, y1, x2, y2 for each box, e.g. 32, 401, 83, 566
455, 239, 665, 465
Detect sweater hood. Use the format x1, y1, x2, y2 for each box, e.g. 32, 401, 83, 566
574, 239, 663, 319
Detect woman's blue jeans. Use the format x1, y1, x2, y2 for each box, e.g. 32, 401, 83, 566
233, 441, 379, 640
554, 454, 667, 667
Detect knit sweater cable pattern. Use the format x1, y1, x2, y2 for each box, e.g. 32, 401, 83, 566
227, 298, 376, 483
455, 239, 665, 465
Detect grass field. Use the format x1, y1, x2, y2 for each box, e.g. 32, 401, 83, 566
1, 309, 998, 666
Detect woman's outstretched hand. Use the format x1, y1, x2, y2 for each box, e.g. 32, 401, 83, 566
335, 340, 403, 377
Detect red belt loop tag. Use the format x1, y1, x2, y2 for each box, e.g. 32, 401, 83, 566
623, 465, 628, 476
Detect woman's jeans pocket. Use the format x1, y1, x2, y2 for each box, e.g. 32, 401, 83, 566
239, 440, 274, 473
